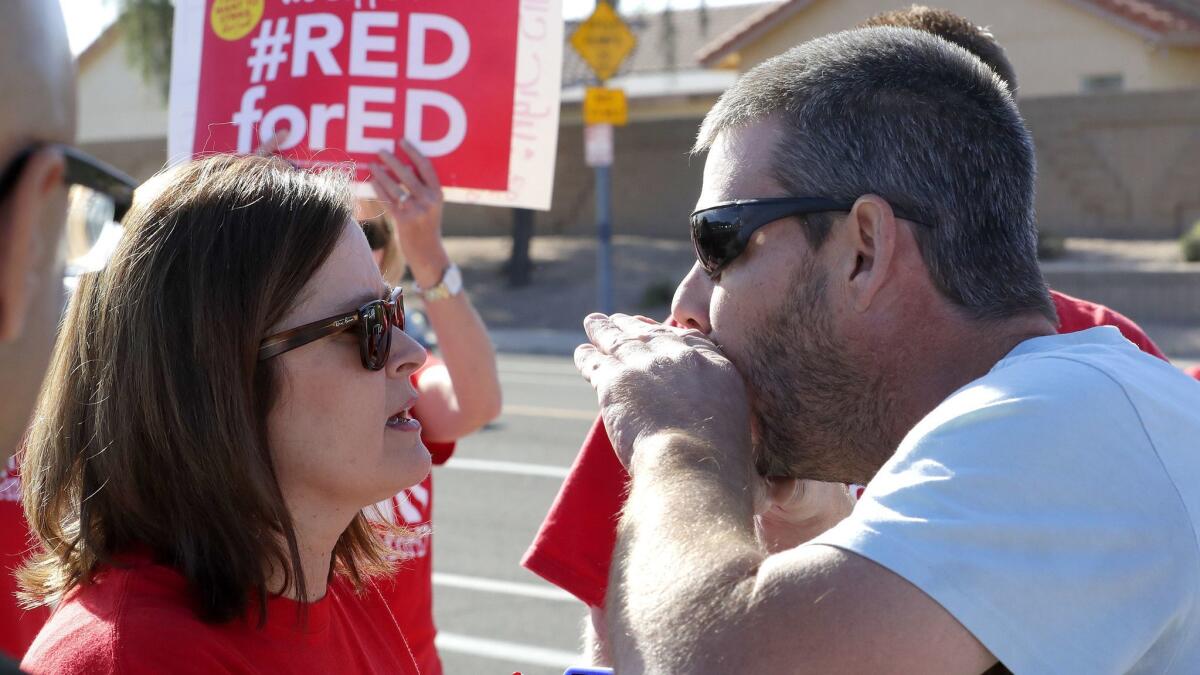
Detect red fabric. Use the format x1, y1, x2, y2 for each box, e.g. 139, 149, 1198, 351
1051, 290, 1166, 360
520, 421, 626, 608
522, 294, 1167, 609
1187, 366, 1200, 381
21, 553, 419, 674
368, 353, 457, 675
0, 456, 49, 660
6, 351, 457, 666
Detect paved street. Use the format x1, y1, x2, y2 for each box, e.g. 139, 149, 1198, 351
432, 353, 597, 675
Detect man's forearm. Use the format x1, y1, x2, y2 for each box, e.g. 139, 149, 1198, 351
606, 432, 764, 674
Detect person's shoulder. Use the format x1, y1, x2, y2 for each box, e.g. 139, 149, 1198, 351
988, 328, 1171, 395
1050, 290, 1165, 358
21, 597, 118, 674
24, 564, 240, 674
900, 332, 1163, 465
895, 330, 1200, 493
943, 333, 1133, 416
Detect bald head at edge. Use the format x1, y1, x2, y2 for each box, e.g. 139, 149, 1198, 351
0, 1, 77, 460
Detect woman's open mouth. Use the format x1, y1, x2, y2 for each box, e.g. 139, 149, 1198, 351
386, 400, 421, 432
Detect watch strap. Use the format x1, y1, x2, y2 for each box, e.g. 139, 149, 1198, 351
414, 263, 462, 302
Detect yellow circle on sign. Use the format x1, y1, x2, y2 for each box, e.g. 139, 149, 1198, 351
210, 0, 265, 41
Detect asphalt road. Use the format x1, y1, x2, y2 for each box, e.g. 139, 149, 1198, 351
432, 353, 598, 675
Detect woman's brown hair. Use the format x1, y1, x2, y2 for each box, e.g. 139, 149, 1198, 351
20, 154, 391, 623
359, 210, 406, 286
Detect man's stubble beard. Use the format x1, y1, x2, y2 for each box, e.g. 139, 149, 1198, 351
740, 260, 896, 486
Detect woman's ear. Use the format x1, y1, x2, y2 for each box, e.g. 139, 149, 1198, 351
844, 194, 897, 314
0, 147, 65, 342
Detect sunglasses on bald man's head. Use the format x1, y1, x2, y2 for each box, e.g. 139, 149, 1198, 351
689, 197, 929, 278
0, 144, 137, 222
258, 286, 406, 371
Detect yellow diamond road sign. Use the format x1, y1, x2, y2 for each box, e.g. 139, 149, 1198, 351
570, 2, 637, 83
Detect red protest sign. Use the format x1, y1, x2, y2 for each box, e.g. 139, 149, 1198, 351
171, 0, 560, 206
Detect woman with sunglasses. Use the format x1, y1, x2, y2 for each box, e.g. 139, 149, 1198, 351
20, 155, 428, 674
355, 141, 502, 675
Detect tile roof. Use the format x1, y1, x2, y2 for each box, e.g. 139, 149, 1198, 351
697, 0, 1200, 67
1075, 0, 1200, 39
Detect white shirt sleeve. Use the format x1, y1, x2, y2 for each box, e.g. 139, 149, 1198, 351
809, 356, 1199, 673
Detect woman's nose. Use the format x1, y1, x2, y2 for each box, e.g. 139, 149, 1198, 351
387, 326, 427, 377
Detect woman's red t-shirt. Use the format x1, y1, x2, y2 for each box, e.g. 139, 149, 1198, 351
21, 555, 419, 674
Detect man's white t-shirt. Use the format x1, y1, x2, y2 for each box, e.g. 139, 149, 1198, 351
812, 327, 1200, 673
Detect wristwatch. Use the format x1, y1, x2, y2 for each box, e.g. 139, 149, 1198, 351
414, 263, 463, 302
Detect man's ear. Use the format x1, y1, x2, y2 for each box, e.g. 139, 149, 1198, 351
843, 194, 897, 314
0, 147, 65, 342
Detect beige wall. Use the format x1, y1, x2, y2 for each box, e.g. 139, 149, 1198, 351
76, 28, 169, 144
1023, 89, 1200, 238
736, 0, 1200, 98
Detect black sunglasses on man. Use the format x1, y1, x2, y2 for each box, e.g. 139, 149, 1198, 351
690, 197, 930, 278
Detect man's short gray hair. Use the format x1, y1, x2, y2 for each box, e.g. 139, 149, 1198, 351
696, 27, 1054, 323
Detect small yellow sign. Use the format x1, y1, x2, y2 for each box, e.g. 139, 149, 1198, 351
584, 87, 628, 126
570, 2, 637, 83
210, 0, 264, 41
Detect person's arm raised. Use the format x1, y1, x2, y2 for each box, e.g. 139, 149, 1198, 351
372, 141, 501, 442
576, 313, 995, 674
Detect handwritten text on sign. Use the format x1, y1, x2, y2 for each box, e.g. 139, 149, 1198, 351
190, 0, 519, 190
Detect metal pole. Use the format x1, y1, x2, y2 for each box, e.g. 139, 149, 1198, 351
595, 165, 613, 314
507, 207, 534, 287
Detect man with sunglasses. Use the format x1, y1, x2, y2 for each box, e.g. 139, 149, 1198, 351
527, 8, 1175, 670
0, 2, 136, 663
564, 26, 1200, 674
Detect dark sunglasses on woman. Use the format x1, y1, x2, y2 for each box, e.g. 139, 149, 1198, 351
689, 197, 928, 278
258, 286, 406, 370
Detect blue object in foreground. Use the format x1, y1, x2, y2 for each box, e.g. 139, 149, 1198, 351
564, 669, 614, 675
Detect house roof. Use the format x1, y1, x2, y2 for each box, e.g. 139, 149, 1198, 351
1071, 0, 1200, 42
76, 20, 122, 69
697, 0, 1200, 66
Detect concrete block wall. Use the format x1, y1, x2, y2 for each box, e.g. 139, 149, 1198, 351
1043, 265, 1200, 324
1023, 89, 1200, 240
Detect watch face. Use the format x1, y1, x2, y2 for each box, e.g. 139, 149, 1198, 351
444, 264, 464, 294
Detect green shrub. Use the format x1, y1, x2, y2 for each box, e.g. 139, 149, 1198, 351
1183, 221, 1200, 263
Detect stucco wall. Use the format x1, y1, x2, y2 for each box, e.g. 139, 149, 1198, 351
1023, 88, 1200, 238
736, 0, 1200, 98
76, 29, 169, 143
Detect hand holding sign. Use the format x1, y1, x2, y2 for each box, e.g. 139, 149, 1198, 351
370, 140, 449, 286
